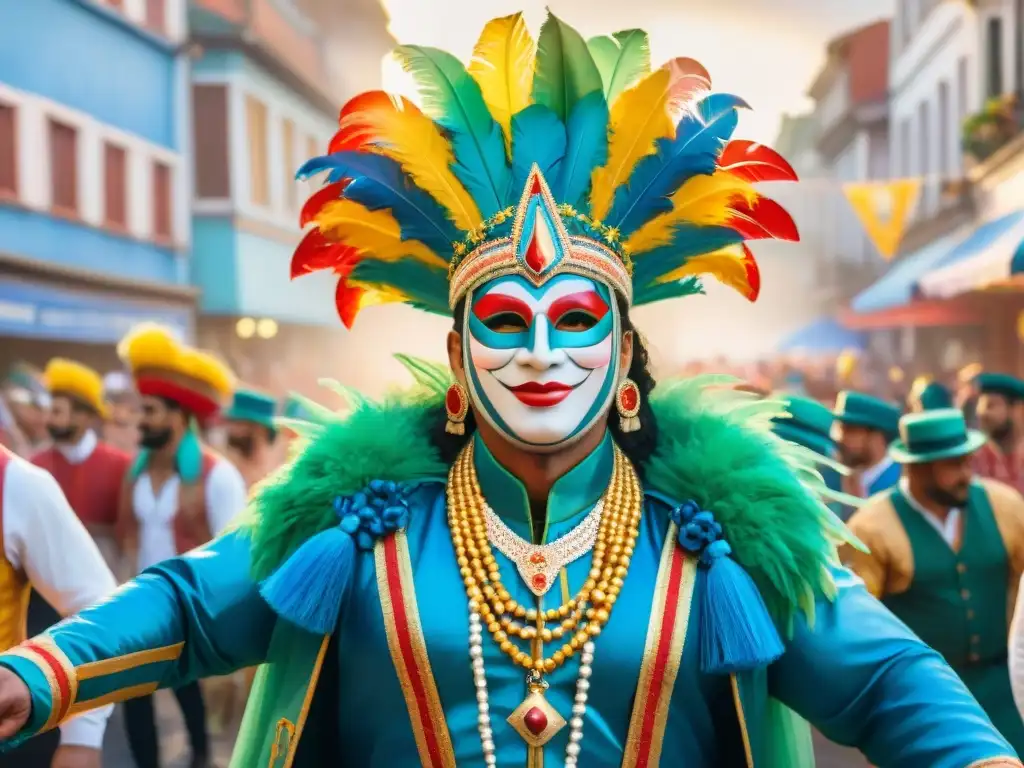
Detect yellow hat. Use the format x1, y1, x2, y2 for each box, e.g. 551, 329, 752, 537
42, 359, 108, 418
118, 324, 234, 422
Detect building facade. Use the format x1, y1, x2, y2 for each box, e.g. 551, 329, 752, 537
0, 0, 194, 371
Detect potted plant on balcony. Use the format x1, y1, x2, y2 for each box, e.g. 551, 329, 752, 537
962, 93, 1021, 163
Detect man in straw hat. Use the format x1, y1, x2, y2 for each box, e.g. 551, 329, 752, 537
113, 325, 246, 768
0, 442, 115, 768
844, 408, 1024, 751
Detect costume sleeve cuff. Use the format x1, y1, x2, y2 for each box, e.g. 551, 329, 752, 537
59, 704, 112, 749
0, 641, 68, 750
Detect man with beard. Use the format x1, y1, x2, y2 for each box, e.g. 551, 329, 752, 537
32, 359, 132, 573
114, 325, 246, 768
844, 408, 1024, 751
222, 388, 279, 491
973, 373, 1024, 493
831, 391, 902, 498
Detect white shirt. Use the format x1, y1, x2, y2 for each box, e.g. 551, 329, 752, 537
55, 428, 97, 465
1010, 572, 1024, 718
897, 479, 961, 547
2, 455, 116, 749
133, 457, 247, 571
861, 457, 896, 495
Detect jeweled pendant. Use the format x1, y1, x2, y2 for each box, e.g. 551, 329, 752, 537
518, 549, 559, 597
508, 688, 566, 748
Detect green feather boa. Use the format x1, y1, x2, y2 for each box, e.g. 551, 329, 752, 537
242, 362, 858, 631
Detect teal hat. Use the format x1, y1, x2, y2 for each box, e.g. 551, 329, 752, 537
833, 391, 901, 438
224, 389, 278, 431
772, 395, 835, 457
916, 381, 952, 410
890, 408, 987, 464
974, 372, 1024, 401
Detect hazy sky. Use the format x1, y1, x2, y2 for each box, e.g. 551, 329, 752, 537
381, 0, 894, 143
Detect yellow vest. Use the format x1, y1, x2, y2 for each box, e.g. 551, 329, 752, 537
0, 450, 31, 651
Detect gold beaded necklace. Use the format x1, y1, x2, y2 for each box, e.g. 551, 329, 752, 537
447, 440, 644, 750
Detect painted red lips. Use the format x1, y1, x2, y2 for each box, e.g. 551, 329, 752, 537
509, 381, 573, 407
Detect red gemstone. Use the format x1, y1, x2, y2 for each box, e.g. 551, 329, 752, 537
620, 385, 638, 412
445, 386, 463, 416
524, 706, 548, 735
529, 551, 546, 565
524, 230, 547, 273
531, 573, 547, 590
530, 176, 542, 196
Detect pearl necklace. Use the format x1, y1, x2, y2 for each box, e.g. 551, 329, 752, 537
469, 599, 596, 766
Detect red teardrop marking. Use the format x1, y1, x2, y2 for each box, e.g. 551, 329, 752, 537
530, 176, 542, 196
620, 384, 638, 412
445, 385, 463, 416
531, 573, 548, 591
524, 228, 546, 273
524, 706, 548, 735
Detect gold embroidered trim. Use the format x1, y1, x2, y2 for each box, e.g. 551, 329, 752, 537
281, 634, 330, 768
730, 674, 754, 768
66, 682, 158, 717
76, 642, 184, 680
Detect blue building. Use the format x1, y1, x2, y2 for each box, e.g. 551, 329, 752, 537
188, 0, 392, 393
0, 0, 195, 368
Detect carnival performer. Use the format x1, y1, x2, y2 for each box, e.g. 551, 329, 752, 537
0, 444, 115, 768
113, 326, 246, 768
907, 376, 953, 413
0, 12, 1018, 768
222, 388, 280, 491
844, 408, 1024, 751
973, 373, 1024, 494
33, 359, 132, 573
831, 390, 902, 498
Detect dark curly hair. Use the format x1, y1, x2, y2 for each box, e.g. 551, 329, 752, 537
428, 293, 659, 474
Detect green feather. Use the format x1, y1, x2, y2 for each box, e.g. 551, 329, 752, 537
394, 45, 511, 215
587, 29, 650, 103
317, 379, 371, 411
394, 354, 452, 396
633, 276, 705, 306
531, 11, 604, 122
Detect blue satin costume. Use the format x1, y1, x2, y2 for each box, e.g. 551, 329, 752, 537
0, 432, 1018, 767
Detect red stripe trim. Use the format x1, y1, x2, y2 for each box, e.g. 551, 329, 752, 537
25, 642, 72, 721
635, 546, 685, 768
383, 535, 445, 768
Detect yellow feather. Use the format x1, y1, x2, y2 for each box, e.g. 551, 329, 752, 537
624, 172, 758, 254
345, 95, 482, 232
588, 68, 673, 221
658, 245, 751, 292
315, 199, 447, 268
468, 13, 536, 153
348, 280, 409, 309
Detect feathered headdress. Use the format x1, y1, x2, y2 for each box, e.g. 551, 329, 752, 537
293, 11, 799, 328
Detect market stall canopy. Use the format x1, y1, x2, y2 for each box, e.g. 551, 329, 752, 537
777, 317, 867, 354
916, 209, 1024, 299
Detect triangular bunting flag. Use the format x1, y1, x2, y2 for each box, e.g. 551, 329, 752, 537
843, 179, 922, 260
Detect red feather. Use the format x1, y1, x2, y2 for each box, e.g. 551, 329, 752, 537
739, 244, 761, 301
719, 140, 798, 183
334, 277, 366, 329
661, 57, 712, 120
727, 197, 799, 242
291, 228, 362, 279
299, 180, 350, 228
329, 91, 417, 154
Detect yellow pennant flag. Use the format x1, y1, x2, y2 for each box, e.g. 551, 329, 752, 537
843, 179, 922, 260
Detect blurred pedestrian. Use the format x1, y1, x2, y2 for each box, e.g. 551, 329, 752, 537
3, 364, 51, 457
101, 371, 140, 456
907, 376, 953, 413
973, 373, 1024, 494
222, 388, 279, 491
844, 408, 1024, 751
831, 391, 902, 497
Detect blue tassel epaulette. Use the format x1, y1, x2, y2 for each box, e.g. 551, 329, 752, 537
671, 500, 785, 674
259, 480, 411, 634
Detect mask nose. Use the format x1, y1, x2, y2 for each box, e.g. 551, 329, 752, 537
514, 316, 565, 370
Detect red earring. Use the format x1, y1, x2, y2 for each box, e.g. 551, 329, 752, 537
616, 379, 641, 433
445, 382, 469, 435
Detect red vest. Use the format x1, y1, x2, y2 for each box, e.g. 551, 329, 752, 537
32, 441, 131, 530
117, 449, 220, 557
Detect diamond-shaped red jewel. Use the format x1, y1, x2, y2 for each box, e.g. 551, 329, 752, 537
524, 706, 548, 735
531, 573, 547, 590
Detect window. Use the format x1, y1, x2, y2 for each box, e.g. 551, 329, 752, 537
0, 103, 16, 197
103, 142, 127, 228
49, 118, 78, 215
957, 56, 969, 123
192, 84, 231, 198
987, 17, 1004, 98
937, 81, 949, 176
246, 95, 269, 206
900, 117, 912, 177
152, 161, 172, 240
145, 0, 166, 34
282, 118, 297, 210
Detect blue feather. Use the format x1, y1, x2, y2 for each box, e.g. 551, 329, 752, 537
350, 258, 451, 315
633, 276, 705, 306
297, 152, 460, 256
510, 105, 567, 198
631, 225, 742, 289
553, 91, 609, 210
449, 127, 514, 216
609, 93, 746, 237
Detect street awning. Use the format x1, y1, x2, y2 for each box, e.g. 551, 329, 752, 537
849, 230, 969, 313
777, 317, 867, 354
0, 277, 193, 343
917, 209, 1024, 298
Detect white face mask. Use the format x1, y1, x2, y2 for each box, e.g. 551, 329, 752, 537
463, 273, 621, 452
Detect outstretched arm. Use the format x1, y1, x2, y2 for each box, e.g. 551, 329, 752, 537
0, 529, 275, 749
770, 568, 1021, 768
